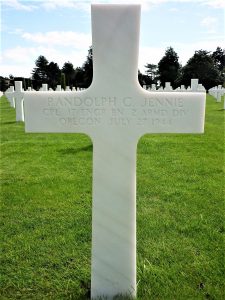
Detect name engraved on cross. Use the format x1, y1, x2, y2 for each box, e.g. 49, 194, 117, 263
24, 5, 206, 300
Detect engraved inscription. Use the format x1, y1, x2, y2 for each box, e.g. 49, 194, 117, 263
42, 96, 188, 127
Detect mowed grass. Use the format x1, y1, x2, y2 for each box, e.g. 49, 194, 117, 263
0, 94, 224, 300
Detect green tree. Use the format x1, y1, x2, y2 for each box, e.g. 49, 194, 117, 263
74, 67, 84, 89
211, 47, 225, 72
138, 70, 152, 87
158, 47, 180, 88
32, 55, 49, 89
211, 47, 225, 86
180, 50, 222, 90
60, 73, 66, 90
62, 62, 75, 87
47, 62, 61, 89
0, 76, 10, 92
82, 47, 93, 88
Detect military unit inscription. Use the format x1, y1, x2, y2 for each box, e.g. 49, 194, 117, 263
43, 95, 187, 127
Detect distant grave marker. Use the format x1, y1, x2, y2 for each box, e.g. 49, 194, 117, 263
5, 86, 15, 108
15, 81, 25, 122
42, 84, 48, 91
24, 5, 206, 299
191, 78, 199, 91
164, 82, 172, 91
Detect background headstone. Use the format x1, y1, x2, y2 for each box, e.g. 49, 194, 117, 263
15, 81, 25, 122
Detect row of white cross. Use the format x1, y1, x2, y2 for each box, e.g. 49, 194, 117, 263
143, 79, 206, 92
39, 84, 86, 92
208, 85, 225, 108
3, 78, 207, 123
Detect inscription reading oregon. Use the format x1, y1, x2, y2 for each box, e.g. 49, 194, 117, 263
24, 4, 206, 300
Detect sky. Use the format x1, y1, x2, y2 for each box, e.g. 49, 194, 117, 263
0, 0, 224, 78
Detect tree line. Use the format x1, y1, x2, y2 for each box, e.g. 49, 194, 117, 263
0, 46, 224, 91
141, 46, 224, 90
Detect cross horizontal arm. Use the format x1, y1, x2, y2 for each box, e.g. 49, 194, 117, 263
24, 91, 205, 139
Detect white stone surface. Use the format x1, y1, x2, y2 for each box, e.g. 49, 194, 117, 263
198, 84, 206, 93
5, 86, 15, 108
42, 84, 48, 91
180, 85, 186, 92
191, 79, 199, 91
24, 4, 206, 299
15, 81, 25, 122
56, 85, 62, 91
217, 85, 222, 102
151, 84, 156, 91
164, 82, 172, 91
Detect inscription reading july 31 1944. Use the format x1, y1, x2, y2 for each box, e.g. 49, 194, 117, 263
43, 95, 187, 127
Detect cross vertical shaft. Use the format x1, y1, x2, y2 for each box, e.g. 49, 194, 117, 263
91, 135, 137, 298
90, 7, 141, 297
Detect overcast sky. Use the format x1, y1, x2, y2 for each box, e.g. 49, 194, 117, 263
1, 0, 224, 78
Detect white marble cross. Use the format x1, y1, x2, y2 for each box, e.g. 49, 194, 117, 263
42, 83, 48, 91
5, 86, 15, 108
191, 78, 199, 91
56, 85, 62, 91
24, 5, 206, 299
14, 81, 25, 122
164, 82, 172, 91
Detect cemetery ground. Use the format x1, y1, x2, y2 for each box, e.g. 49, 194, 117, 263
0, 94, 224, 300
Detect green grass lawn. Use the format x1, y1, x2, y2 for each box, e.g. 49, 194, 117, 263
0, 94, 224, 300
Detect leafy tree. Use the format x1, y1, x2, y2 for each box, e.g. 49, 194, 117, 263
60, 73, 66, 90
47, 62, 61, 89
158, 47, 181, 88
138, 70, 144, 86
0, 76, 10, 92
138, 70, 152, 87
62, 62, 75, 86
27, 78, 32, 88
82, 47, 93, 88
180, 50, 222, 90
211, 47, 225, 72
74, 67, 84, 89
211, 47, 225, 86
32, 55, 49, 89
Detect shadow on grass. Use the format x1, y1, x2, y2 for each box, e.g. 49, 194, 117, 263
58, 144, 93, 155
2, 121, 17, 125
80, 280, 91, 299
218, 108, 225, 111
